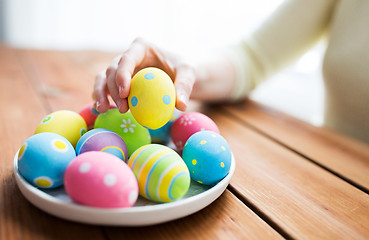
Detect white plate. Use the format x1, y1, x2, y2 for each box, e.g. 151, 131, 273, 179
13, 151, 235, 226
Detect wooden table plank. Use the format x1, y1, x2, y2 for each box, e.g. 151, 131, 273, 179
8, 49, 284, 239
223, 101, 369, 193
0, 46, 107, 240
14, 49, 114, 112
202, 107, 369, 239
105, 191, 284, 240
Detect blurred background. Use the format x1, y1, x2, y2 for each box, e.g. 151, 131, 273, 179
0, 0, 324, 126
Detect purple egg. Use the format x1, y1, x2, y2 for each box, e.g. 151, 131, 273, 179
76, 128, 128, 162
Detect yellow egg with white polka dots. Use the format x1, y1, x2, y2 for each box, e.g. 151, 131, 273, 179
128, 67, 176, 130
34, 110, 87, 147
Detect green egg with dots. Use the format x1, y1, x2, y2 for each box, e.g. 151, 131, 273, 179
94, 109, 151, 157
182, 131, 232, 185
34, 110, 87, 147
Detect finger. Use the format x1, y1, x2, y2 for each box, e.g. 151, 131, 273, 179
174, 63, 196, 111
93, 71, 110, 113
115, 39, 148, 98
106, 68, 129, 113
106, 55, 121, 81
106, 67, 122, 109
105, 57, 123, 109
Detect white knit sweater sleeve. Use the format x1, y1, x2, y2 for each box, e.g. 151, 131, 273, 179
230, 0, 336, 100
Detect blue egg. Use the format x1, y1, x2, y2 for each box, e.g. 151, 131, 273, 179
147, 120, 173, 144
17, 132, 76, 189
147, 110, 180, 144
182, 130, 231, 185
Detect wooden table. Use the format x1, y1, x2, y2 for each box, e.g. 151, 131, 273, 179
1, 46, 369, 240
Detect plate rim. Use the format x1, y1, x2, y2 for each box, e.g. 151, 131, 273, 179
13, 150, 235, 225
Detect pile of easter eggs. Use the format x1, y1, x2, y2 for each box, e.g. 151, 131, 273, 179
17, 67, 232, 209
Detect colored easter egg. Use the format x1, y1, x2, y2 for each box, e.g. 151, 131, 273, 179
94, 109, 151, 156
75, 128, 128, 162
171, 112, 220, 152
128, 144, 190, 203
78, 102, 116, 129
34, 110, 87, 147
18, 132, 76, 189
64, 151, 138, 208
182, 131, 231, 185
128, 67, 176, 129
148, 109, 181, 144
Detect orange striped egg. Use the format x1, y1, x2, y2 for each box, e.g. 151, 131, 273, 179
127, 144, 190, 202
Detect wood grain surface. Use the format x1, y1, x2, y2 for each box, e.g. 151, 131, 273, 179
223, 102, 369, 193
204, 108, 369, 239
0, 47, 106, 240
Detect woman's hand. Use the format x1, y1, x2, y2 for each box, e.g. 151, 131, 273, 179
93, 38, 196, 113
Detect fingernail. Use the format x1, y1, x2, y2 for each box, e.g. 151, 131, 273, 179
94, 101, 100, 112
177, 93, 188, 111
179, 93, 188, 105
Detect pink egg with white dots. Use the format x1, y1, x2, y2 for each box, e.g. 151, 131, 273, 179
64, 151, 138, 208
171, 112, 220, 153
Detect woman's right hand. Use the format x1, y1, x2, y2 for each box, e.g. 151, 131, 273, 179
92, 38, 196, 114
